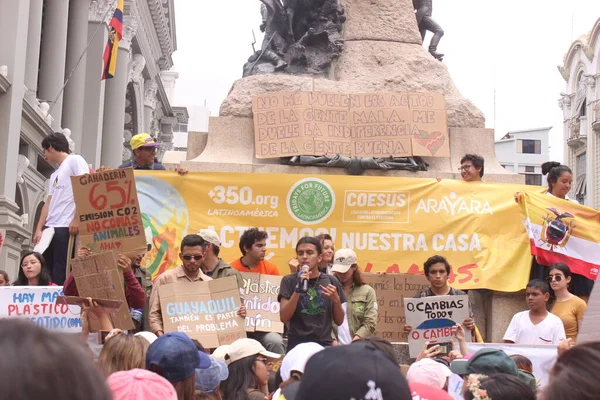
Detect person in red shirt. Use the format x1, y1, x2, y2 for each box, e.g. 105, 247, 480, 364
63, 247, 146, 310
230, 228, 280, 276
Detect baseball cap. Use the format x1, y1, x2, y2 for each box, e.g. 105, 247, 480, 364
212, 344, 231, 365
331, 248, 358, 273
195, 356, 229, 393
280, 342, 324, 381
224, 338, 281, 364
409, 382, 453, 400
130, 133, 160, 150
146, 332, 211, 383
197, 229, 222, 247
406, 359, 452, 390
293, 342, 412, 400
135, 331, 158, 345
107, 369, 177, 400
450, 348, 518, 376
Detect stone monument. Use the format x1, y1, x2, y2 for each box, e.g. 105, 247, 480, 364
175, 0, 526, 344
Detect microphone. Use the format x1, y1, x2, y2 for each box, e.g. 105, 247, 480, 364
301, 265, 310, 292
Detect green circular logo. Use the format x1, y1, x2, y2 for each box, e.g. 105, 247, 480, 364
286, 178, 335, 225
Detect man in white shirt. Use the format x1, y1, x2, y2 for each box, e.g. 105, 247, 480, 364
33, 133, 90, 285
503, 279, 566, 345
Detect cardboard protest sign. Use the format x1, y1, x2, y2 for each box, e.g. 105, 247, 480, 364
404, 294, 470, 357
241, 273, 283, 333
0, 286, 81, 332
0, 229, 5, 252
578, 282, 600, 343
71, 168, 146, 258
159, 276, 246, 348
362, 273, 429, 342
252, 91, 449, 159
71, 252, 135, 330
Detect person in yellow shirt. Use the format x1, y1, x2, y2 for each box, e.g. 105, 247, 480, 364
549, 263, 587, 340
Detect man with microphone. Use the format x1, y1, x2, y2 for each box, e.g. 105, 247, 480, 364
278, 237, 346, 352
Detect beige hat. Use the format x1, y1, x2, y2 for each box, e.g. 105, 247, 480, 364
197, 229, 221, 247
224, 338, 281, 364
331, 248, 358, 273
212, 344, 231, 365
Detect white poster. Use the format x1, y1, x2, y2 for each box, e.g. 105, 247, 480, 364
404, 295, 470, 357
466, 343, 557, 388
0, 286, 82, 333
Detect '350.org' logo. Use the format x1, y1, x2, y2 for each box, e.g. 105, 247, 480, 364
286, 178, 335, 225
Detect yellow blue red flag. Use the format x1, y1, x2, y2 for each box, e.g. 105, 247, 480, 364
101, 0, 124, 80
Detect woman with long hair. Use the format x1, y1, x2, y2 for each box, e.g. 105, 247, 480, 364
548, 263, 587, 340
13, 252, 55, 286
221, 338, 281, 400
98, 333, 150, 376
331, 249, 378, 344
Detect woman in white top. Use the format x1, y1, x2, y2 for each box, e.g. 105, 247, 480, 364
530, 162, 593, 300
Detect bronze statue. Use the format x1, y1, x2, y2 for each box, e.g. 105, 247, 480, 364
243, 0, 345, 77
285, 155, 429, 175
413, 0, 444, 61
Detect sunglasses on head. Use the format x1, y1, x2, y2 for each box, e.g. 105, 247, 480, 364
182, 255, 202, 261
547, 275, 563, 283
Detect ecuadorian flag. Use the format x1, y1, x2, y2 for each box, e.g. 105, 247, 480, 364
101, 0, 124, 80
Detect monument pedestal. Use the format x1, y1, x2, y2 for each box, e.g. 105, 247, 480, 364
170, 0, 527, 342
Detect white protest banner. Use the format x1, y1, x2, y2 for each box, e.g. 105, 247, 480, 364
404, 295, 470, 357
0, 286, 82, 332
241, 273, 283, 333
467, 343, 557, 388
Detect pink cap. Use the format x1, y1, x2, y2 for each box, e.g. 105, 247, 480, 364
107, 369, 177, 400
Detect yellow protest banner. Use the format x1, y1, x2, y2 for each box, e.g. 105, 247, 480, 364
135, 171, 545, 292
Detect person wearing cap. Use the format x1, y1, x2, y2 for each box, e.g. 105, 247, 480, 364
404, 255, 478, 340
279, 237, 346, 352
450, 347, 518, 377
146, 332, 212, 400
230, 228, 280, 276
409, 382, 453, 400
194, 355, 229, 399
119, 133, 166, 170
107, 369, 178, 400
406, 358, 452, 390
271, 342, 324, 400
117, 132, 188, 174
292, 340, 413, 400
330, 249, 378, 344
220, 338, 282, 400
197, 229, 245, 288
149, 234, 213, 336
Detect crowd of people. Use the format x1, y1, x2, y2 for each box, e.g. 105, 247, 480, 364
0, 131, 598, 399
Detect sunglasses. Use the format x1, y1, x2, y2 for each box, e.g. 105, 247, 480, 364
139, 146, 157, 152
547, 275, 563, 283
256, 356, 270, 365
182, 255, 202, 261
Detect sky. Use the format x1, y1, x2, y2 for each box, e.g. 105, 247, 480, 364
172, 0, 600, 162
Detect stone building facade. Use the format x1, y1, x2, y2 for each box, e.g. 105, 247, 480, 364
559, 17, 600, 207
0, 0, 185, 279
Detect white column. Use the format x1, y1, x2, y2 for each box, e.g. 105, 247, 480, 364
81, 1, 112, 168
144, 80, 158, 132
23, 0, 43, 104
37, 0, 70, 130
101, 18, 137, 167
0, 0, 31, 280
160, 70, 179, 105
61, 0, 91, 152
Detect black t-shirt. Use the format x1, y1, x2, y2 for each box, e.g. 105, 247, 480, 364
278, 272, 346, 344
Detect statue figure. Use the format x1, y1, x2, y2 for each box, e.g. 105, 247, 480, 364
285, 155, 428, 175
243, 0, 345, 77
413, 0, 444, 61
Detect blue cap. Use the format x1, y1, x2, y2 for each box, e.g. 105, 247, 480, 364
146, 332, 211, 383
195, 356, 229, 393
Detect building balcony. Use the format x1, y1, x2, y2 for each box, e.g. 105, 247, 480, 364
592, 119, 600, 133
567, 132, 587, 149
